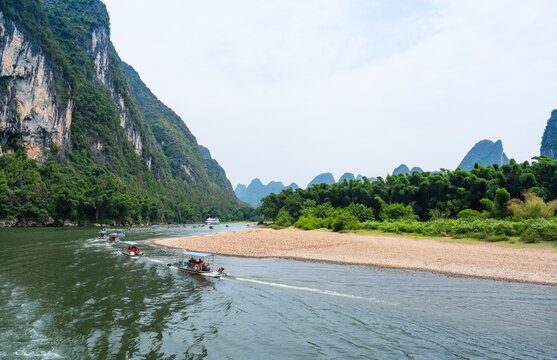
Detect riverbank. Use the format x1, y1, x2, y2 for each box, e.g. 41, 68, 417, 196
153, 228, 557, 285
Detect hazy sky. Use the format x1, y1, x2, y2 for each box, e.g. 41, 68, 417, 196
102, 0, 557, 188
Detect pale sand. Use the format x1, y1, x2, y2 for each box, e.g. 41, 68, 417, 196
152, 228, 557, 285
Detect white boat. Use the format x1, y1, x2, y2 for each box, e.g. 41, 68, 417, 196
205, 218, 220, 225
168, 251, 225, 278
118, 241, 143, 259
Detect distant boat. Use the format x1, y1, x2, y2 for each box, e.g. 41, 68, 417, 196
205, 218, 220, 225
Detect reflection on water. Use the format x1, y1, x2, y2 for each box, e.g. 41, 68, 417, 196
0, 225, 556, 359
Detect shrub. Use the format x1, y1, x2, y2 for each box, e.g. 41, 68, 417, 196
521, 228, 542, 243
331, 209, 360, 232
345, 203, 375, 222
509, 191, 557, 219
294, 215, 325, 230
457, 209, 483, 220
379, 203, 417, 221
274, 208, 294, 227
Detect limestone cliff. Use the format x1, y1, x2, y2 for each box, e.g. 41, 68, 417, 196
87, 26, 142, 155
0, 12, 72, 160
0, 0, 246, 225
540, 109, 557, 159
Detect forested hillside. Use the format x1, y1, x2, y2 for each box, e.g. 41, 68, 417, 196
0, 0, 253, 225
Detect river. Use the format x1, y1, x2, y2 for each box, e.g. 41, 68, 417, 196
0, 225, 555, 359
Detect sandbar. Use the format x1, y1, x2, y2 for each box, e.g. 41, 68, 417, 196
152, 228, 557, 285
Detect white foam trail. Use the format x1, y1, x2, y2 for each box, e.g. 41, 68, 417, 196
232, 277, 382, 302
145, 258, 164, 264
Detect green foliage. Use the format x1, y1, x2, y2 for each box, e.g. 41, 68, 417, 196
261, 157, 557, 225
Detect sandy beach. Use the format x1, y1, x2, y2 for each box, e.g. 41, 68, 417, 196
153, 228, 557, 285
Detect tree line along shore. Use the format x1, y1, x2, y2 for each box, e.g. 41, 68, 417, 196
259, 157, 557, 244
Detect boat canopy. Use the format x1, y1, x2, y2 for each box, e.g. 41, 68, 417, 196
183, 251, 212, 257
122, 241, 138, 245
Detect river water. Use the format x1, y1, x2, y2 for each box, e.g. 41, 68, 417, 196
0, 225, 555, 359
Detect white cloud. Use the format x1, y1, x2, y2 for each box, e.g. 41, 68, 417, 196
103, 0, 557, 187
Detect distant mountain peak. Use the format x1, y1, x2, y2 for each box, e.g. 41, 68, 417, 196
393, 164, 410, 175
307, 173, 336, 188
458, 139, 510, 170
339, 172, 355, 182
235, 179, 298, 207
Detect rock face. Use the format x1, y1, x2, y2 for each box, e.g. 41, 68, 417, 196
0, 12, 72, 161
307, 173, 335, 188
458, 139, 510, 171
88, 27, 142, 155
235, 179, 299, 207
541, 109, 557, 159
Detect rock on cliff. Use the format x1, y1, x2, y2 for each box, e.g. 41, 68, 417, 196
541, 109, 557, 159
458, 139, 510, 171
0, 12, 72, 160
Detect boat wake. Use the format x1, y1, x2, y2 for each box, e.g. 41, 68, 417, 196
230, 277, 385, 303
145, 258, 165, 264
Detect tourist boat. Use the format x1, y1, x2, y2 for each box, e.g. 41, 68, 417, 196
107, 232, 124, 245
205, 218, 220, 225
97, 230, 107, 239
168, 251, 225, 278
119, 241, 143, 259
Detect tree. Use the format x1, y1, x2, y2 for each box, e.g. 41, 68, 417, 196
492, 188, 511, 219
